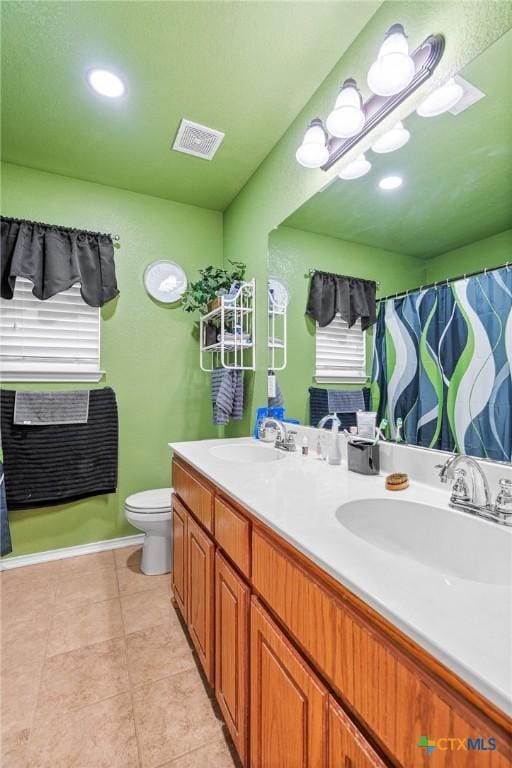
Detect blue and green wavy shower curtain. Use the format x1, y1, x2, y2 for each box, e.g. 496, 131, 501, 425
371, 266, 512, 462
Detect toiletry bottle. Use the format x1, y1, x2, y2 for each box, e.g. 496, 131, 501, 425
329, 418, 342, 465
268, 370, 277, 398
301, 436, 309, 456
316, 434, 323, 459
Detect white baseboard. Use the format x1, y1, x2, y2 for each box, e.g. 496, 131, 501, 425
0, 533, 145, 570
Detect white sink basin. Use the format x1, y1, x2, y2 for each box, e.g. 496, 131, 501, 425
336, 499, 511, 586
209, 443, 286, 464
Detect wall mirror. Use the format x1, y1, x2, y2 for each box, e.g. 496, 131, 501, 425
266, 29, 512, 463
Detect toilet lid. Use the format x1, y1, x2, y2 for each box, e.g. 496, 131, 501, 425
125, 488, 172, 512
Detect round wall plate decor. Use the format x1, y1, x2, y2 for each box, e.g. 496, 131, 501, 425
268, 277, 290, 309
144, 260, 187, 303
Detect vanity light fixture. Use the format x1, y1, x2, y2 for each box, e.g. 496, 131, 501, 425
371, 121, 410, 153
296, 118, 329, 168
295, 27, 444, 172
338, 154, 371, 180
326, 79, 365, 139
379, 175, 403, 190
87, 68, 125, 98
367, 24, 415, 97
416, 77, 464, 117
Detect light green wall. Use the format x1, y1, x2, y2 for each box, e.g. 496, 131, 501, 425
269, 226, 425, 423
1, 162, 223, 557
425, 229, 512, 282
223, 1, 511, 436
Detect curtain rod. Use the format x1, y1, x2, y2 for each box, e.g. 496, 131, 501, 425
305, 268, 381, 288
377, 260, 511, 302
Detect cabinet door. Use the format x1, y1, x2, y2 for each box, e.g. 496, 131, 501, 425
171, 495, 187, 621
328, 697, 387, 768
215, 552, 249, 766
250, 597, 328, 768
187, 513, 215, 684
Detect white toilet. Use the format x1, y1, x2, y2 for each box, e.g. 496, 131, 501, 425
125, 488, 173, 576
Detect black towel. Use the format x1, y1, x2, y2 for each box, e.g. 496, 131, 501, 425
1, 387, 118, 509
309, 386, 370, 430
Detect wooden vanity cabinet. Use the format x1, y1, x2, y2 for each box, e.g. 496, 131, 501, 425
250, 596, 328, 768
215, 551, 250, 765
171, 457, 512, 768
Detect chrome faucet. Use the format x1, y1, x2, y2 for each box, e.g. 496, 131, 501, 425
437, 454, 512, 527
258, 417, 297, 452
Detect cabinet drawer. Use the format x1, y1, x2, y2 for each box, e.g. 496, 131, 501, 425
214, 497, 250, 577
252, 529, 511, 768
329, 696, 388, 768
173, 459, 213, 532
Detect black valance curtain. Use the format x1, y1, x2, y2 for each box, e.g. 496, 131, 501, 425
306, 270, 376, 330
1, 216, 119, 307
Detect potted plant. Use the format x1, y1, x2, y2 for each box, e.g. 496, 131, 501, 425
181, 260, 246, 315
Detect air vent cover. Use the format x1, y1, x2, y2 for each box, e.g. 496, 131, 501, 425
172, 119, 225, 160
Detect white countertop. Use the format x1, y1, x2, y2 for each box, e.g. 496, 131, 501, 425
169, 436, 512, 715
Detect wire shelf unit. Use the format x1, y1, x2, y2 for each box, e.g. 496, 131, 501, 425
268, 285, 287, 372
200, 279, 256, 371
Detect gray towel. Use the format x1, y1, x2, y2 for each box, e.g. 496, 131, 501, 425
211, 369, 244, 425
327, 389, 365, 414
13, 390, 90, 425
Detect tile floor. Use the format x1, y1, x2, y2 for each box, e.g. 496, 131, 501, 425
1, 545, 239, 767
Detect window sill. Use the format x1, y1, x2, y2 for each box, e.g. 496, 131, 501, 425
0, 370, 105, 382
316, 376, 368, 384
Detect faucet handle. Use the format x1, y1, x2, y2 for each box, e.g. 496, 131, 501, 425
451, 468, 470, 503
285, 430, 297, 451
495, 478, 512, 515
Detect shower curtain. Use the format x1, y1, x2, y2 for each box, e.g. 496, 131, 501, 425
371, 266, 512, 462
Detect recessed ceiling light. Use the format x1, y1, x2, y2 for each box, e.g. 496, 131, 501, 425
379, 175, 403, 190
87, 68, 125, 98
338, 154, 371, 180
371, 121, 410, 154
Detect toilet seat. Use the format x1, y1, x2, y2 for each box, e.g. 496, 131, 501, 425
126, 508, 172, 523
125, 488, 172, 514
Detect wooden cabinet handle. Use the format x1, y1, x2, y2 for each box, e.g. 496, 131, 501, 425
344, 756, 352, 768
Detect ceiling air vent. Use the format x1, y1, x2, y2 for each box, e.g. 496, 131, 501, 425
172, 119, 225, 160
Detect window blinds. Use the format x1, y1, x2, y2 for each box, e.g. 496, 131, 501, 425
315, 316, 367, 384
0, 278, 101, 381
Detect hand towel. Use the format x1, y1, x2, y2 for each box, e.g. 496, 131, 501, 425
327, 389, 365, 414
211, 368, 244, 425
0, 387, 118, 509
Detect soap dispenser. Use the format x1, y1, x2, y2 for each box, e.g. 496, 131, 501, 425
317, 414, 342, 465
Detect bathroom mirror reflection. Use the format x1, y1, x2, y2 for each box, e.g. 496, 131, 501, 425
266, 30, 512, 463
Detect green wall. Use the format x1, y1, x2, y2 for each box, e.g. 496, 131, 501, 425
1, 162, 223, 557
268, 226, 425, 424
425, 229, 512, 282
223, 1, 511, 437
